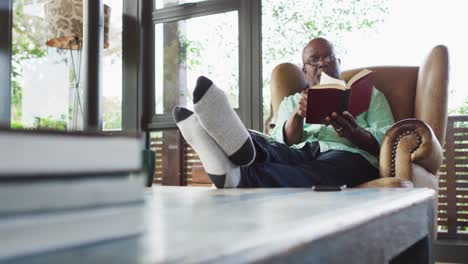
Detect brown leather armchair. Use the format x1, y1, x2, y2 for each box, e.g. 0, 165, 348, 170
266, 45, 449, 191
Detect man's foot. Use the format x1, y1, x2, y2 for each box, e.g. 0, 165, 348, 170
173, 106, 240, 188
193, 76, 256, 166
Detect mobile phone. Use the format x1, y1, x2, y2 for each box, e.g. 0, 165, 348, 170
312, 185, 347, 191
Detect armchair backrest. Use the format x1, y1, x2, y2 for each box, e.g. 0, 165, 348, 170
269, 45, 449, 146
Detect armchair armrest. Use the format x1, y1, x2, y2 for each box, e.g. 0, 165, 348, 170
379, 119, 443, 180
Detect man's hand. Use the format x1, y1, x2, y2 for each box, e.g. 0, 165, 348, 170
325, 111, 380, 156
325, 111, 358, 139
294, 90, 308, 118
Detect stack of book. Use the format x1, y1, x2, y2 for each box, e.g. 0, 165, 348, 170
0, 129, 146, 261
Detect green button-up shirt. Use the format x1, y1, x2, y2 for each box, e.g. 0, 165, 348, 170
270, 87, 394, 168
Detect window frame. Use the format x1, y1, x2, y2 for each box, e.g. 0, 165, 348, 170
148, 0, 262, 131
0, 0, 261, 132
0, 0, 12, 125
122, 0, 155, 133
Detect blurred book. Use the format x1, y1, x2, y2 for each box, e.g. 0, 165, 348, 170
0, 129, 142, 177
0, 128, 147, 261
0, 174, 145, 215
0, 204, 144, 261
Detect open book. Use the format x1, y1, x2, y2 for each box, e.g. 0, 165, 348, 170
305, 69, 375, 124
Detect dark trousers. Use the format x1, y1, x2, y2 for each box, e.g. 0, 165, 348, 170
238, 132, 379, 188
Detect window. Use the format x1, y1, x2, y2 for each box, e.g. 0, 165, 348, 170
149, 0, 260, 130
262, 0, 391, 128
337, 1, 467, 114
11, 0, 70, 130
262, 0, 468, 125
10, 0, 123, 131
154, 11, 239, 115
148, 0, 261, 186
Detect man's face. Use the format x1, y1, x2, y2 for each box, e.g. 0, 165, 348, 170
302, 39, 341, 86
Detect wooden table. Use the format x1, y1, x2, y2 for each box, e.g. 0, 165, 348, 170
7, 187, 436, 264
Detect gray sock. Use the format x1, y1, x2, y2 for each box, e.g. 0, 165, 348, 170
193, 76, 256, 166
173, 107, 240, 188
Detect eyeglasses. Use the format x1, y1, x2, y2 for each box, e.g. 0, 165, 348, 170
304, 54, 336, 67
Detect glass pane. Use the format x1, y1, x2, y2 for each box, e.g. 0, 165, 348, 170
154, 0, 209, 9
103, 0, 123, 131
262, 0, 468, 130
11, 0, 122, 131
154, 11, 239, 115
338, 1, 467, 115
261, 0, 390, 132
11, 0, 71, 130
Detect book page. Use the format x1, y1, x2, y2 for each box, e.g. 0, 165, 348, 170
310, 84, 347, 90
311, 72, 347, 90
319, 72, 346, 86
347, 69, 373, 88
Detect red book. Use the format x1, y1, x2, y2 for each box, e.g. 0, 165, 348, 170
306, 69, 375, 124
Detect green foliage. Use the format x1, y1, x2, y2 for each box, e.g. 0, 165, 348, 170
450, 97, 468, 115
263, 0, 389, 63
11, 79, 23, 123
449, 97, 468, 129
34, 115, 67, 131
178, 32, 202, 70
10, 119, 24, 130
13, 115, 68, 131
